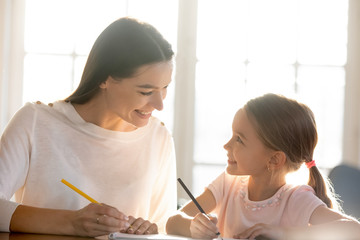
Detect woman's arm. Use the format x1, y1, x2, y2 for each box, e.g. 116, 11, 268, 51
166, 188, 218, 238
10, 203, 130, 237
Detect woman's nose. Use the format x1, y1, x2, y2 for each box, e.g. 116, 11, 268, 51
151, 92, 164, 111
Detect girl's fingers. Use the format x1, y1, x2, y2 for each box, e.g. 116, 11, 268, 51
235, 223, 283, 240
197, 213, 219, 233
192, 224, 218, 238
190, 213, 219, 239
207, 213, 218, 225
234, 225, 258, 239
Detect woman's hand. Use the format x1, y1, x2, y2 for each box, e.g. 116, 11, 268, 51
234, 223, 284, 240
123, 216, 158, 235
70, 203, 130, 237
189, 213, 220, 239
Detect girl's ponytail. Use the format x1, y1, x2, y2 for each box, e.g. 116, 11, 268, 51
307, 163, 332, 208
306, 160, 341, 211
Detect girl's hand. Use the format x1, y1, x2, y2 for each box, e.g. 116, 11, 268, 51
234, 223, 284, 240
71, 203, 130, 237
189, 213, 220, 239
123, 216, 158, 235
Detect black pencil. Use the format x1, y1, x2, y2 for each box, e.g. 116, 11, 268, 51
177, 178, 222, 239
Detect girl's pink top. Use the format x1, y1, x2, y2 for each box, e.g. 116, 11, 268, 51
207, 172, 326, 238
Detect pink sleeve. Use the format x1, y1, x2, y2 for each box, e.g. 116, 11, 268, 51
283, 185, 326, 226
207, 172, 226, 206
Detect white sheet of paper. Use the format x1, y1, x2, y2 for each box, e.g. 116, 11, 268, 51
108, 232, 189, 239
107, 232, 245, 240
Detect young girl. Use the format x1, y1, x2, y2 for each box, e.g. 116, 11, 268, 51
166, 93, 360, 240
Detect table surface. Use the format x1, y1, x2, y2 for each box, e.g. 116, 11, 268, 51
0, 233, 96, 240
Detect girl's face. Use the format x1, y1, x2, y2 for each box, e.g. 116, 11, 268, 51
99, 61, 173, 128
224, 108, 274, 176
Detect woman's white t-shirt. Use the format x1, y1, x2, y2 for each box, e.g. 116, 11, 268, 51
0, 101, 177, 232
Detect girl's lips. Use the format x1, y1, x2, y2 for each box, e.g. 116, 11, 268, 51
227, 159, 237, 164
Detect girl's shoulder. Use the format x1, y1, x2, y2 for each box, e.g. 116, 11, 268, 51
283, 184, 322, 206
285, 184, 316, 196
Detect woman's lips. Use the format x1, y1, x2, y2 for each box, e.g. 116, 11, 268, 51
135, 110, 152, 119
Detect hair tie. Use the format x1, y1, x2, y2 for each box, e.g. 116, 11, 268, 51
305, 160, 316, 169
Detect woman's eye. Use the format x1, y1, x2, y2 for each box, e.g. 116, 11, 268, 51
236, 136, 243, 144
140, 91, 153, 96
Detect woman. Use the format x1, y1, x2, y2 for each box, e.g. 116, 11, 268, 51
0, 17, 176, 237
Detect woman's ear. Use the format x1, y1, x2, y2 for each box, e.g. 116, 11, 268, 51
99, 76, 112, 89
268, 151, 287, 170
99, 82, 106, 89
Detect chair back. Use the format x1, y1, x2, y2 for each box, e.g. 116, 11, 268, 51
328, 164, 360, 220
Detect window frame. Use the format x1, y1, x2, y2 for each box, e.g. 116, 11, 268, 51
1, 0, 360, 200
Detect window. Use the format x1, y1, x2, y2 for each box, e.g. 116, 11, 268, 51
193, 0, 348, 195
22, 0, 178, 131
1, 0, 359, 201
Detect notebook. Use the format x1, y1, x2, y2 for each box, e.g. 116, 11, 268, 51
107, 232, 244, 240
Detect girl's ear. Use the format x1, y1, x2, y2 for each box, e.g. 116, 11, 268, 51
268, 151, 287, 170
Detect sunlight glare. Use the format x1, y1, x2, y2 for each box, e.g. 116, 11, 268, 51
285, 164, 309, 186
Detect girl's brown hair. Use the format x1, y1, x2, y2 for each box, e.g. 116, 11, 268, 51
244, 93, 335, 208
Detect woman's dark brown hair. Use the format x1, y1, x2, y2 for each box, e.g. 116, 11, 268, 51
244, 93, 335, 208
65, 17, 174, 104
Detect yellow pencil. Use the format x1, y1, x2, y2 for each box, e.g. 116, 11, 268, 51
61, 179, 100, 204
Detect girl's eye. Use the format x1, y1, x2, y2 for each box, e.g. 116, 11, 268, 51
236, 136, 244, 144
140, 91, 153, 96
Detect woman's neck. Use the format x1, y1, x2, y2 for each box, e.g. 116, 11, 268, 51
72, 100, 137, 132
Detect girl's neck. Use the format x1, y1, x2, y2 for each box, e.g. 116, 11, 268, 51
247, 175, 286, 201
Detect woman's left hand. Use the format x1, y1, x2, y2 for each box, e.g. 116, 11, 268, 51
233, 223, 285, 240
122, 216, 158, 235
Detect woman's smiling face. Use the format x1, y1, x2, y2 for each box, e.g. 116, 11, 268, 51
99, 61, 173, 128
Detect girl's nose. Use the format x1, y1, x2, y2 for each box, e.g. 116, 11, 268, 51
224, 140, 231, 150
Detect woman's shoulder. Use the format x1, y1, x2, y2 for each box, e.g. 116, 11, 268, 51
3, 101, 60, 134
148, 116, 172, 137
19, 100, 64, 113
10, 101, 47, 120
13, 100, 75, 126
